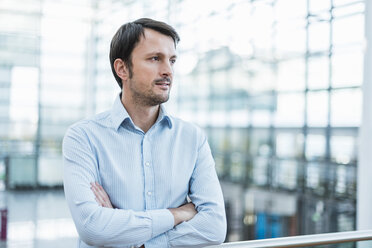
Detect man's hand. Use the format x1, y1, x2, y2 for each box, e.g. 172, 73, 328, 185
91, 182, 114, 208
169, 203, 197, 226
91, 182, 197, 226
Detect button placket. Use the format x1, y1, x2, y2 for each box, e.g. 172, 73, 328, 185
142, 135, 155, 209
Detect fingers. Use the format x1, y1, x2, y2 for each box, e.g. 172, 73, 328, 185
91, 182, 104, 206
169, 201, 198, 226
90, 182, 114, 208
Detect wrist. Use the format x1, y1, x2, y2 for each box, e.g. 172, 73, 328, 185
168, 208, 180, 226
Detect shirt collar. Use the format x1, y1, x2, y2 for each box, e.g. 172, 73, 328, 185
157, 104, 173, 129
111, 94, 173, 131
111, 94, 131, 131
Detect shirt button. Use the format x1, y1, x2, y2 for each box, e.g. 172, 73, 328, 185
147, 191, 152, 196
145, 162, 150, 167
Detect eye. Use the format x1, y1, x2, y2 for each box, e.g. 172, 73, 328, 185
170, 59, 176, 65
151, 56, 160, 61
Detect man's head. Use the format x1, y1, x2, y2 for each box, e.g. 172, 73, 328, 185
109, 18, 180, 89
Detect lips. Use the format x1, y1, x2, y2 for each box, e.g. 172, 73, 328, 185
155, 82, 170, 90
155, 81, 170, 86
155, 80, 171, 90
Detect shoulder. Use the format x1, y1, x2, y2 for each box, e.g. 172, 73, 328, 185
65, 110, 112, 138
168, 116, 207, 142
63, 111, 113, 154
169, 116, 203, 131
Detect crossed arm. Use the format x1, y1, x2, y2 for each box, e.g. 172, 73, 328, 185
91, 182, 197, 226
63, 126, 226, 247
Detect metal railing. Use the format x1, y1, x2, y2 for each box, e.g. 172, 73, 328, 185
210, 230, 372, 248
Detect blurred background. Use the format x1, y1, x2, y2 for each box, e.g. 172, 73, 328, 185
0, 0, 369, 247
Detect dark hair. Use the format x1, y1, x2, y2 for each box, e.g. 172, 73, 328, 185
109, 18, 180, 88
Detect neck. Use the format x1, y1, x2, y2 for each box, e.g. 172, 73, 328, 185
121, 94, 160, 133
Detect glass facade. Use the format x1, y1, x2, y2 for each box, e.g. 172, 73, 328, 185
0, 0, 365, 243
0, 0, 92, 187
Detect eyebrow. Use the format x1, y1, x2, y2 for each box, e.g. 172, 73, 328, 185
145, 52, 177, 59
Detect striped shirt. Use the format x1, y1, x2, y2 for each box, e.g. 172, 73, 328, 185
63, 95, 226, 248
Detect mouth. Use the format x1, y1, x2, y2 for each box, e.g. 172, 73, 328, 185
155, 81, 171, 90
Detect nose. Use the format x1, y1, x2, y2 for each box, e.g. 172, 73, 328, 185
160, 60, 173, 78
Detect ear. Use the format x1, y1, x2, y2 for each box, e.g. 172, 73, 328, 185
114, 59, 129, 81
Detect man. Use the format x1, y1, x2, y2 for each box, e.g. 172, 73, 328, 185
63, 18, 226, 248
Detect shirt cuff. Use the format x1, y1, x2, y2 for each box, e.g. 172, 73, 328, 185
149, 209, 174, 238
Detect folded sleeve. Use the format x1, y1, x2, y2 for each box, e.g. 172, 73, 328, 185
63, 125, 174, 247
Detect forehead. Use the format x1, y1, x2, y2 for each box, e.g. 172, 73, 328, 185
133, 28, 176, 55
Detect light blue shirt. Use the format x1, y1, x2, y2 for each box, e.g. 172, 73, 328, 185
63, 95, 226, 248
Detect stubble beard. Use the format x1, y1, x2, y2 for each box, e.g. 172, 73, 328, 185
128, 79, 170, 107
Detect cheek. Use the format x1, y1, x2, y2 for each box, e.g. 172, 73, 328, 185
136, 64, 157, 76
131, 74, 154, 90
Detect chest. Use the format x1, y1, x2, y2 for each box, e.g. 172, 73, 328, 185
94, 133, 198, 210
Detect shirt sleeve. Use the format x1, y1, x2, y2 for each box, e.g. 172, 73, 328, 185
63, 125, 174, 247
164, 131, 227, 247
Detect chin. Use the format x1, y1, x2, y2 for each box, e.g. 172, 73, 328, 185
158, 93, 170, 102
147, 95, 169, 106
159, 97, 169, 104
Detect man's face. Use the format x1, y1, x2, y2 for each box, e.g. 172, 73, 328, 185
125, 28, 177, 106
